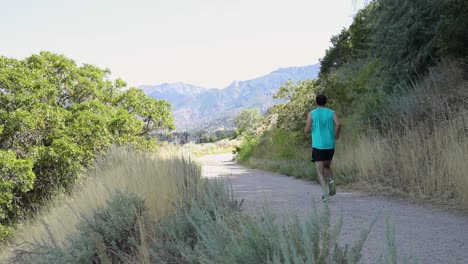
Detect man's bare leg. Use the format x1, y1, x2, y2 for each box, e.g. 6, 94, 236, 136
315, 161, 329, 200
324, 160, 333, 181
324, 160, 336, 196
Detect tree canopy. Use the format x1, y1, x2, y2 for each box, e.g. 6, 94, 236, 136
234, 108, 262, 135
268, 0, 468, 131
0, 52, 174, 235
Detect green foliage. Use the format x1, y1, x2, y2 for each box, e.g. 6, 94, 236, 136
234, 2, 467, 206
207, 135, 218, 142
270, 80, 317, 131
254, 128, 306, 160
0, 150, 34, 222
321, 60, 378, 117
30, 138, 85, 201
370, 0, 468, 93
237, 128, 318, 181
236, 136, 260, 162
371, 59, 467, 130
434, 0, 468, 58
319, 4, 374, 78
0, 52, 174, 239
16, 192, 146, 264
250, 0, 468, 143
319, 28, 352, 77
234, 108, 262, 135
316, 0, 468, 122
116, 88, 175, 135
0, 224, 14, 243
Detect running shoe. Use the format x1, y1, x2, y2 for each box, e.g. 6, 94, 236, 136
328, 180, 336, 196
321, 194, 329, 202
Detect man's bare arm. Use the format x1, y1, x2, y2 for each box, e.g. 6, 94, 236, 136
304, 112, 311, 135
333, 113, 341, 139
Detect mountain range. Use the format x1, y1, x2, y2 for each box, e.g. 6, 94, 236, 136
139, 64, 320, 131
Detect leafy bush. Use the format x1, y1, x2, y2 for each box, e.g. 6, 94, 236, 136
234, 108, 262, 136
319, 0, 468, 97
0, 150, 34, 235
0, 52, 175, 239
268, 80, 317, 132
311, 0, 468, 127
236, 136, 260, 162
237, 129, 307, 163
236, 129, 323, 181
0, 225, 14, 244
370, 0, 468, 93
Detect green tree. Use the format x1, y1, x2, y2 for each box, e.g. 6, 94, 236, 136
319, 4, 375, 78
316, 0, 468, 125
234, 108, 262, 135
116, 88, 175, 136
0, 52, 175, 235
370, 0, 468, 93
269, 80, 317, 132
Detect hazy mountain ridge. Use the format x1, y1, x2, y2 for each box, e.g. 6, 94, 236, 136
139, 82, 209, 108
141, 64, 320, 131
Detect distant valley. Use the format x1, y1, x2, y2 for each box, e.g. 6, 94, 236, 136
140, 64, 319, 131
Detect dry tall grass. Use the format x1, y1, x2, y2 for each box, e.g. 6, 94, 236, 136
335, 60, 468, 207
181, 138, 240, 156
336, 114, 468, 203
0, 146, 200, 260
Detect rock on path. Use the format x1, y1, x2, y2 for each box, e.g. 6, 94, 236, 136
199, 153, 468, 264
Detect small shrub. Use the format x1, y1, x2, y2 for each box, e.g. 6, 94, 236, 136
0, 225, 14, 243
236, 136, 260, 162
15, 192, 146, 264
237, 129, 322, 181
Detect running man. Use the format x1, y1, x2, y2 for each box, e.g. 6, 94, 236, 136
304, 94, 341, 202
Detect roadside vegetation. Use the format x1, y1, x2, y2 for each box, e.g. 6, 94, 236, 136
1, 0, 465, 261
0, 147, 199, 261
2, 147, 397, 264
0, 51, 393, 264
235, 0, 468, 210
334, 61, 468, 207
182, 138, 240, 157
0, 52, 174, 241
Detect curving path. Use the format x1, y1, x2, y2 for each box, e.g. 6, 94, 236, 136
199, 153, 468, 264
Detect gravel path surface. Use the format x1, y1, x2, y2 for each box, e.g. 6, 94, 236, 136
199, 153, 468, 264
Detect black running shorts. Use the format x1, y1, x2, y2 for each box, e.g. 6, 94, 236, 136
311, 148, 335, 162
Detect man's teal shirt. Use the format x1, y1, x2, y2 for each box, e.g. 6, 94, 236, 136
311, 107, 335, 149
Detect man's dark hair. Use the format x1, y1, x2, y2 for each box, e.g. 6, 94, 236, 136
315, 94, 327, 106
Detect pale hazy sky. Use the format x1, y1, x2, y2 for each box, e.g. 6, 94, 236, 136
1, 0, 365, 88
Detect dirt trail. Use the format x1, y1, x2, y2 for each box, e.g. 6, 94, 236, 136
199, 153, 468, 264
